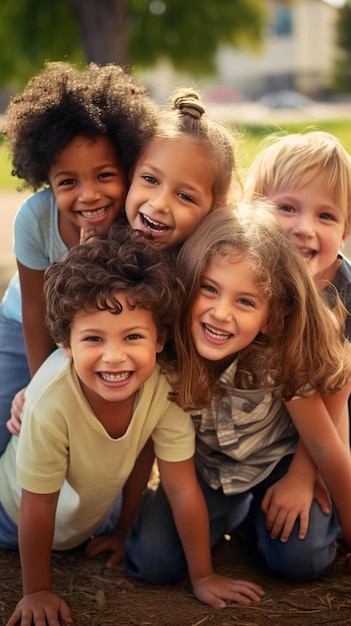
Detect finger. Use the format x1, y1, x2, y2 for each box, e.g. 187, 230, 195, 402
269, 509, 289, 539
296, 509, 309, 540
6, 418, 20, 435
279, 513, 298, 542
314, 491, 331, 515
260, 489, 272, 515
265, 504, 279, 531
58, 600, 74, 624
197, 584, 263, 608
106, 548, 124, 569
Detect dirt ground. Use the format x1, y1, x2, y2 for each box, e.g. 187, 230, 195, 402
1, 192, 351, 625
1, 531, 351, 626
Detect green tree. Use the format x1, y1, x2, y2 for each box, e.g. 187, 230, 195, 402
0, 0, 266, 86
333, 1, 351, 93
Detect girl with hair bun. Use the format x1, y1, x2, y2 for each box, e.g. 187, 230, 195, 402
125, 87, 241, 250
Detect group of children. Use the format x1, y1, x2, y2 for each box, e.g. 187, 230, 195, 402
0, 60, 351, 625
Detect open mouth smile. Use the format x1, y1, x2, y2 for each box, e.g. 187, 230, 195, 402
297, 247, 317, 261
80, 206, 109, 220
141, 213, 170, 232
99, 371, 131, 383
202, 323, 233, 341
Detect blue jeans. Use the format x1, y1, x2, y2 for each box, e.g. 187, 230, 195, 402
0, 501, 19, 550
124, 456, 341, 584
0, 312, 30, 456
124, 471, 252, 584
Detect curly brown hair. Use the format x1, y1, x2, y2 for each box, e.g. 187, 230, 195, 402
44, 226, 180, 348
2, 61, 158, 190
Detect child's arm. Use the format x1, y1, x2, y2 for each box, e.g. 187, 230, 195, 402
286, 384, 351, 549
18, 261, 57, 376
263, 390, 349, 542
86, 438, 155, 567
6, 489, 73, 626
158, 457, 264, 608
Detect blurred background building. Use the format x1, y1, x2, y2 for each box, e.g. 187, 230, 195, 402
141, 0, 344, 102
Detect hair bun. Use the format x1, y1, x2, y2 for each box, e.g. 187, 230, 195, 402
173, 92, 205, 120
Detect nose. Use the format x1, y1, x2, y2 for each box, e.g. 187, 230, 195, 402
102, 343, 127, 364
291, 214, 315, 238
149, 188, 171, 214
79, 180, 101, 203
211, 297, 233, 322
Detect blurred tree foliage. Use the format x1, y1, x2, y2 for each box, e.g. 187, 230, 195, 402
0, 0, 266, 86
333, 1, 351, 93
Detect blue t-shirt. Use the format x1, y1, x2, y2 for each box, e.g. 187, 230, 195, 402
1, 188, 68, 323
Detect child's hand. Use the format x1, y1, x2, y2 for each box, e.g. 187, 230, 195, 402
85, 530, 125, 569
7, 387, 26, 436
6, 590, 73, 625
191, 573, 264, 608
262, 473, 314, 541
80, 227, 98, 244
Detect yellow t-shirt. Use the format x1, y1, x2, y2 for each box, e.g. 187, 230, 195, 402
0, 349, 194, 549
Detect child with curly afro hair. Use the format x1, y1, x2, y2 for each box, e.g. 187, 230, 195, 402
0, 61, 158, 455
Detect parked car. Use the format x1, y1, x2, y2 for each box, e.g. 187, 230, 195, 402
258, 90, 313, 109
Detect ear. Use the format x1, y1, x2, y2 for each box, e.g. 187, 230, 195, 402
260, 319, 271, 335
62, 344, 73, 359
214, 196, 228, 210
156, 331, 166, 353
340, 228, 349, 249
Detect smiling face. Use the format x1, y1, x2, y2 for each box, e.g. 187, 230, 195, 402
190, 252, 270, 370
49, 134, 127, 241
125, 138, 216, 248
63, 292, 164, 414
267, 173, 347, 284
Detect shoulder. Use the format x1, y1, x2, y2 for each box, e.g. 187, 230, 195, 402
25, 348, 72, 407
334, 254, 351, 285
15, 188, 56, 220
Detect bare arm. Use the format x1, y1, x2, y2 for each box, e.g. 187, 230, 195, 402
18, 261, 57, 376
6, 489, 73, 626
286, 384, 351, 549
158, 457, 264, 608
262, 388, 350, 541
86, 438, 155, 567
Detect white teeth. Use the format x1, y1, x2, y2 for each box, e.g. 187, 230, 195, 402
299, 248, 316, 260
142, 213, 168, 231
100, 372, 130, 382
81, 207, 107, 218
204, 324, 231, 340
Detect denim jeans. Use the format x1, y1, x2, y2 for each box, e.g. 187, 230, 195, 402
0, 312, 30, 456
124, 471, 252, 584
0, 501, 19, 550
124, 456, 340, 584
